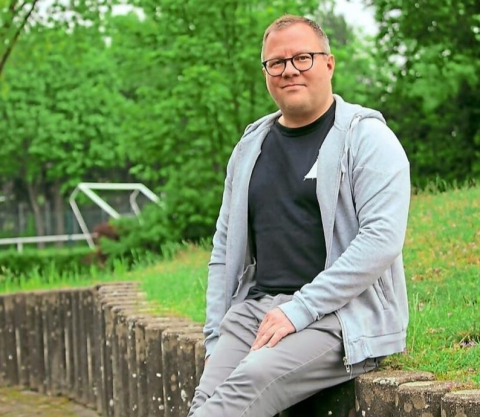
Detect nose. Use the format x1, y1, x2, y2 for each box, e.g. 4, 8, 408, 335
282, 58, 300, 77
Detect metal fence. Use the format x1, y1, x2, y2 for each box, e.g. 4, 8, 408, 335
0, 193, 151, 250
0, 233, 96, 252
0, 202, 133, 237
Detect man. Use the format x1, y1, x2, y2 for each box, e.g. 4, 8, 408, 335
187, 14, 410, 417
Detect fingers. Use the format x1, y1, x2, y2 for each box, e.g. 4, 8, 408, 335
252, 311, 275, 349
256, 314, 271, 339
252, 323, 275, 350
252, 324, 290, 350
251, 308, 295, 351
266, 326, 289, 348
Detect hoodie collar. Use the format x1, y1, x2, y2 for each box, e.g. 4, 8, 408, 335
239, 94, 386, 143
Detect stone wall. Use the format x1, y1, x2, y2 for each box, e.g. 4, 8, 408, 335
0, 283, 478, 417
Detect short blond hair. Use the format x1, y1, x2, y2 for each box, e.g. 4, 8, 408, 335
261, 15, 331, 60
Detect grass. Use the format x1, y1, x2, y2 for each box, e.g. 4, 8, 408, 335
0, 257, 136, 293
0, 185, 478, 385
139, 185, 480, 386
0, 386, 97, 415
139, 246, 209, 322
382, 185, 480, 385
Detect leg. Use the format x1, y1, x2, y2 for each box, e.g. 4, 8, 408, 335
188, 297, 274, 416
191, 310, 377, 417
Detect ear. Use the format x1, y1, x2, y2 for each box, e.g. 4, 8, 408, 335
327, 54, 335, 79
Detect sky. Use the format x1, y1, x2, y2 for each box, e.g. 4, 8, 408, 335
334, 0, 378, 35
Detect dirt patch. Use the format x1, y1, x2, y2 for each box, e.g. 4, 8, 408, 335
0, 388, 99, 417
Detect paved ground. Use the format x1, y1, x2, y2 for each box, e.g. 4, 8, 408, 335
0, 388, 99, 417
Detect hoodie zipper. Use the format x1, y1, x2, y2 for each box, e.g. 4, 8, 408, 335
340, 146, 348, 183
336, 310, 352, 375
338, 115, 362, 374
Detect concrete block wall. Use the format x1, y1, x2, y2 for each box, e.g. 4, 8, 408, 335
0, 283, 478, 417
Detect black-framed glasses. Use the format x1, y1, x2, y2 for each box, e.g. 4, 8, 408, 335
262, 52, 329, 77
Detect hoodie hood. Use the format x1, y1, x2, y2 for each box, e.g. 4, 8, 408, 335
240, 94, 386, 143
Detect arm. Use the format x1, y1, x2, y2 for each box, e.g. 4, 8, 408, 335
279, 118, 411, 331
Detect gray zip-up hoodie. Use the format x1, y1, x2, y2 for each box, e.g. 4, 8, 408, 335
204, 94, 410, 366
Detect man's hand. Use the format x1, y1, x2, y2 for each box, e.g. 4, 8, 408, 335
251, 307, 295, 351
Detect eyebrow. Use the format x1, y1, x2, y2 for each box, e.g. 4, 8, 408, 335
264, 51, 311, 60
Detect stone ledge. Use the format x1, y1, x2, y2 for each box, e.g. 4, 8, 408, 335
355, 370, 436, 417
395, 381, 457, 417
441, 390, 480, 417
0, 283, 478, 417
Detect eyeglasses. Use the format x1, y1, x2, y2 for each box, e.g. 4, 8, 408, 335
262, 52, 329, 77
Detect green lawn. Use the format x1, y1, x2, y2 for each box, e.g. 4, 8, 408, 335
383, 186, 479, 385
139, 186, 480, 386
1, 186, 479, 385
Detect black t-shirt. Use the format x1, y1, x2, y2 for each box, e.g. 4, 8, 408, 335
247, 102, 336, 298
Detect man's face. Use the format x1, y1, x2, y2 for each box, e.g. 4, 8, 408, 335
262, 23, 335, 127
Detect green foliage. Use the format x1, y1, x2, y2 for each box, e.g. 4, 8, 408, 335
5, 0, 477, 254
0, 0, 39, 76
313, 5, 383, 107
370, 0, 480, 186
0, 0, 385, 248
99, 203, 178, 260
109, 0, 378, 244
0, 0, 119, 75
0, 0, 131, 239
0, 255, 134, 294
0, 246, 95, 278
0, 25, 128, 191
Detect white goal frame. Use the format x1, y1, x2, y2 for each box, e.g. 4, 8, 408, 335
69, 182, 160, 249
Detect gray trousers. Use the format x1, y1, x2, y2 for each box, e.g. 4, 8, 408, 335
187, 294, 378, 417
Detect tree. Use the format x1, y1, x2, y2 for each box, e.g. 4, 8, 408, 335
0, 0, 40, 75
0, 22, 128, 239
0, 0, 381, 247
319, 3, 382, 108
0, 0, 119, 74
107, 0, 380, 244
370, 0, 480, 185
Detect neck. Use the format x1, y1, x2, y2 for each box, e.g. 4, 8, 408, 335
279, 95, 334, 128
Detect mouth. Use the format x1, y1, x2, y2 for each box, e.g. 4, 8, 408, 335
282, 84, 304, 89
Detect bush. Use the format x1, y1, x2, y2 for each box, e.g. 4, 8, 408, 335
98, 194, 215, 263
99, 202, 180, 261
0, 246, 96, 278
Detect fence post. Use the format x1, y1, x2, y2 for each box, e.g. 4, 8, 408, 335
0, 295, 7, 385
3, 294, 19, 386
14, 293, 30, 388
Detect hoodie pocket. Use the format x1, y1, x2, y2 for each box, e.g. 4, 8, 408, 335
373, 268, 393, 310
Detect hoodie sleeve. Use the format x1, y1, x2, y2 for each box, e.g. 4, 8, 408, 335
279, 117, 410, 331
203, 145, 239, 357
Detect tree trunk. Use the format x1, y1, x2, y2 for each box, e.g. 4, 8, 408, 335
26, 181, 45, 249
51, 180, 65, 248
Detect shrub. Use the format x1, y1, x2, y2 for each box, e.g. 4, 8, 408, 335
99, 202, 180, 261
0, 246, 96, 278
